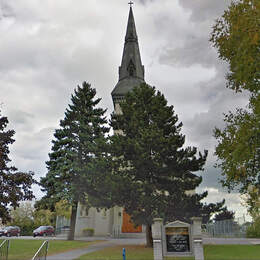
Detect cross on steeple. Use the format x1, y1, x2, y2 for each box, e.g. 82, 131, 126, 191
128, 1, 134, 7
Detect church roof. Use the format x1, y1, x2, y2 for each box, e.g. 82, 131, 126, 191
111, 6, 145, 104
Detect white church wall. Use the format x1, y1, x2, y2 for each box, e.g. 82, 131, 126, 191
92, 208, 111, 236
75, 204, 93, 236
112, 206, 123, 237
75, 203, 114, 236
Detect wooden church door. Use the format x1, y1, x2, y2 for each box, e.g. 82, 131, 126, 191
121, 210, 142, 233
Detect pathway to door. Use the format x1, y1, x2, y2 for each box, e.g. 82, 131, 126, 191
47, 237, 146, 260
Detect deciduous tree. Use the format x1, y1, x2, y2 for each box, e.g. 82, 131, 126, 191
211, 0, 260, 196
54, 200, 71, 220
211, 0, 259, 94
0, 111, 35, 223
9, 202, 54, 235
214, 102, 260, 191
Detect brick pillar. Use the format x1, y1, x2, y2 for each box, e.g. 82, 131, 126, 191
191, 217, 204, 260
152, 218, 163, 260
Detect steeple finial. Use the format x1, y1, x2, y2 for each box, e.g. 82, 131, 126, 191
128, 1, 134, 7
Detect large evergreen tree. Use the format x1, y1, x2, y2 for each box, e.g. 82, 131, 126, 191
214, 207, 235, 222
110, 84, 224, 247
0, 111, 35, 223
40, 82, 110, 240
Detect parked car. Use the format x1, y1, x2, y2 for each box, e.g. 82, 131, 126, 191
33, 226, 55, 237
0, 227, 5, 236
0, 226, 20, 237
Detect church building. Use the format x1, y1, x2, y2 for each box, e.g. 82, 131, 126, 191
74, 5, 147, 237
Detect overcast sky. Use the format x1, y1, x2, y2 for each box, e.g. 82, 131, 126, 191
0, 0, 250, 220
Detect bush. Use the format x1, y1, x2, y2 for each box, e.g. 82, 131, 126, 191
9, 221, 37, 236
20, 224, 37, 236
82, 228, 94, 236
246, 217, 260, 238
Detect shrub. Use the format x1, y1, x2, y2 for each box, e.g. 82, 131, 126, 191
82, 228, 94, 236
20, 224, 37, 236
246, 217, 260, 238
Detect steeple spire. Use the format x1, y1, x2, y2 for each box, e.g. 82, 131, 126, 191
111, 5, 145, 105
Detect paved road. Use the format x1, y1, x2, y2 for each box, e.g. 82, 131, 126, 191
203, 237, 260, 245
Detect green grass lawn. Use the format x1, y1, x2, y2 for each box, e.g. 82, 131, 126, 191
204, 244, 260, 260
1, 239, 260, 260
76, 245, 154, 260
0, 239, 99, 260
76, 244, 260, 260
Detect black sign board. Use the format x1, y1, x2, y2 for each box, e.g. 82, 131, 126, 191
166, 227, 190, 252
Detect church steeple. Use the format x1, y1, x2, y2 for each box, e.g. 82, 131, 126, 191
111, 5, 145, 105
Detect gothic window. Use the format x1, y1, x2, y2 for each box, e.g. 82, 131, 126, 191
102, 209, 107, 217
80, 206, 89, 217
80, 206, 84, 217
127, 59, 136, 76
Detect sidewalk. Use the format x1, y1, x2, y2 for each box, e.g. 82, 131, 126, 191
47, 241, 114, 260
47, 237, 145, 260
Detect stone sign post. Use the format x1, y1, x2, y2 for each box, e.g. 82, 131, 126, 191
191, 217, 204, 260
152, 218, 163, 260
162, 220, 193, 258
152, 217, 204, 260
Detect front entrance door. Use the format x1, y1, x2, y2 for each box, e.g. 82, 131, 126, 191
121, 210, 142, 233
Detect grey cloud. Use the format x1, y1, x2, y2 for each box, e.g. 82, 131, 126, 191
7, 110, 35, 131
179, 0, 231, 22
197, 186, 245, 213
183, 75, 249, 149
0, 0, 126, 122
159, 34, 217, 68
0, 1, 14, 18
200, 164, 222, 190
12, 127, 54, 160
179, 72, 248, 192
155, 0, 231, 72
0, 0, 250, 216
10, 127, 55, 183
137, 0, 155, 5
157, 14, 222, 70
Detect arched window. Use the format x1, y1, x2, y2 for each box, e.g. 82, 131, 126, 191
127, 59, 136, 76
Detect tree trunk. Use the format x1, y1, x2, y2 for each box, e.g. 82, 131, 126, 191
145, 224, 153, 248
67, 200, 78, 240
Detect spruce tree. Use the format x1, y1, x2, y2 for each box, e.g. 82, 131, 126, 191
214, 207, 235, 221
40, 82, 110, 240
110, 83, 224, 247
0, 111, 35, 222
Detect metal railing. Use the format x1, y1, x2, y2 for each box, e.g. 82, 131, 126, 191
0, 240, 9, 260
206, 219, 247, 238
32, 240, 49, 260
55, 226, 70, 236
